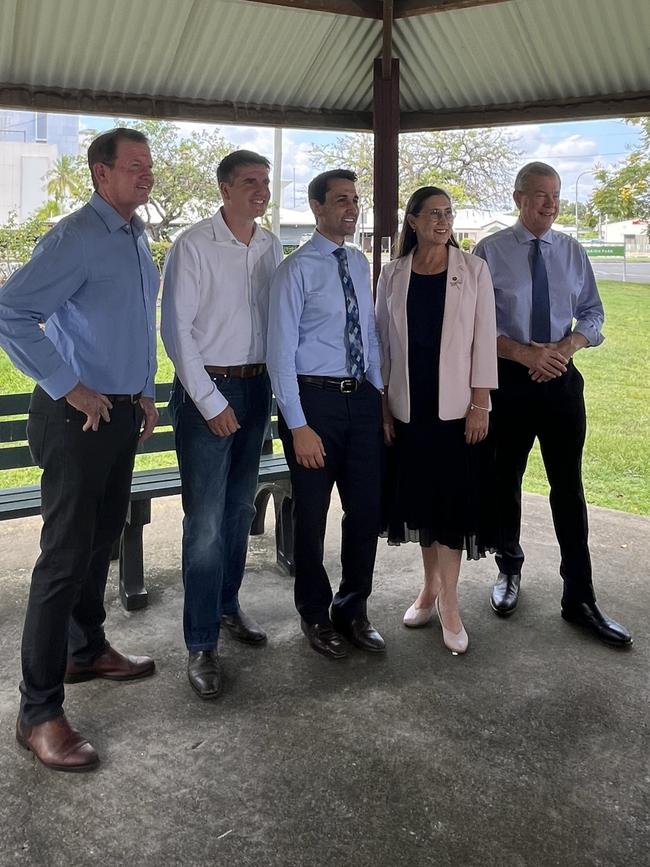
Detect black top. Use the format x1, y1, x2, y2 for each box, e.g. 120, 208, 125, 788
407, 270, 447, 422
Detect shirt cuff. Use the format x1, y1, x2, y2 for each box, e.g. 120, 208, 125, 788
193, 388, 228, 421
280, 399, 307, 430
574, 324, 604, 347
39, 364, 80, 401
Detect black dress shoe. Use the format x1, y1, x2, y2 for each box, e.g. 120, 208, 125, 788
490, 572, 521, 616
300, 621, 347, 660
332, 617, 386, 653
188, 651, 223, 699
561, 601, 633, 648
221, 610, 267, 645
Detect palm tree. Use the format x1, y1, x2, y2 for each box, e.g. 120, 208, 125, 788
46, 155, 87, 208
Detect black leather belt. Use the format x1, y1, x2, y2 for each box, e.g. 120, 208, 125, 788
298, 375, 365, 394
205, 364, 266, 378
105, 392, 142, 404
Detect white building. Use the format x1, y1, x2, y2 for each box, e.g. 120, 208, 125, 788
0, 111, 79, 223
0, 141, 57, 222
602, 219, 648, 243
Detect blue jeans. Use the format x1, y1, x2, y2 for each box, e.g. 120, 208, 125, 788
169, 374, 271, 651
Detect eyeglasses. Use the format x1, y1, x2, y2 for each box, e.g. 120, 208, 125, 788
416, 208, 456, 223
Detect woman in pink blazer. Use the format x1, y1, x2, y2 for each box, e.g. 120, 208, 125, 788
376, 186, 498, 654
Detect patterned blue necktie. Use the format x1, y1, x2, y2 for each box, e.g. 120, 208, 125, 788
333, 247, 365, 379
530, 238, 551, 343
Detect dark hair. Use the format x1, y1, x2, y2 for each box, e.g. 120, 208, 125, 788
514, 161, 560, 193
217, 150, 271, 185
87, 127, 149, 190
397, 186, 459, 258
308, 169, 358, 205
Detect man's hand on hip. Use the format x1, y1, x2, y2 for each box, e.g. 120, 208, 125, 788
207, 405, 240, 437
292, 425, 326, 469
138, 397, 159, 442
65, 382, 112, 431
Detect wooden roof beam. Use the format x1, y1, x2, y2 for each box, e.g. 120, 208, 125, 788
245, 1, 512, 19
400, 90, 650, 130
244, 0, 382, 18
395, 0, 513, 17
0, 83, 373, 131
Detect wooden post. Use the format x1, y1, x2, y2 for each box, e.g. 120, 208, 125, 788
372, 56, 400, 291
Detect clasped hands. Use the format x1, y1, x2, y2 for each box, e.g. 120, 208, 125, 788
525, 338, 574, 382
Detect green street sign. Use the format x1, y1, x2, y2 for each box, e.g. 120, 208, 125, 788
584, 245, 624, 257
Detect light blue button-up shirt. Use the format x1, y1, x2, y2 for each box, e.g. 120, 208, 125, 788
0, 192, 159, 399
474, 220, 604, 347
267, 230, 383, 429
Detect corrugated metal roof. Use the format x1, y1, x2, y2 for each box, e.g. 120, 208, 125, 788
0, 0, 648, 128
396, 0, 650, 112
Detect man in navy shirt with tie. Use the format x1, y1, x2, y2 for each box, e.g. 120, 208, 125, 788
0, 128, 160, 771
474, 161, 632, 647
267, 170, 385, 659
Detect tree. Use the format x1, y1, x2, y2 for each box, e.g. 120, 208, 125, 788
554, 198, 597, 229
590, 118, 650, 224
309, 128, 519, 211
46, 154, 89, 210
0, 212, 50, 281
49, 119, 235, 241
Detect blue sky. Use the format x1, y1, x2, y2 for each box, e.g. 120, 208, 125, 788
82, 114, 642, 210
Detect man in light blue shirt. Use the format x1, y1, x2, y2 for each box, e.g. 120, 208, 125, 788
474, 161, 631, 647
268, 170, 385, 659
0, 128, 160, 772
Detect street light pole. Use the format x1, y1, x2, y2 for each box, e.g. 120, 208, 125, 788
574, 169, 597, 242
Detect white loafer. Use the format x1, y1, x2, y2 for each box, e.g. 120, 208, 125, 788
403, 600, 436, 628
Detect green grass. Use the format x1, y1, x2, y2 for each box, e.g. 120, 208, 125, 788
521, 280, 649, 515
1, 281, 649, 515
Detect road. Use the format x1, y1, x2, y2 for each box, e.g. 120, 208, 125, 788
590, 260, 650, 283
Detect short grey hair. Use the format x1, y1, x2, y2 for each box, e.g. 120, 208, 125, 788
514, 162, 561, 193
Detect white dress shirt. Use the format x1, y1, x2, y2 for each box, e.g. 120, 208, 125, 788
161, 209, 283, 420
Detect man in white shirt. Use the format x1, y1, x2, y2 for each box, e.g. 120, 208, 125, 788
161, 151, 283, 699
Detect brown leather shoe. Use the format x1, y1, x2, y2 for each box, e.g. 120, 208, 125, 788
16, 716, 99, 773
64, 644, 155, 683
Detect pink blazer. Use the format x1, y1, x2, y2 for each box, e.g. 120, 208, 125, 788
375, 246, 498, 422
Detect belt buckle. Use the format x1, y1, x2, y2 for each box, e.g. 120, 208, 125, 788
340, 379, 356, 394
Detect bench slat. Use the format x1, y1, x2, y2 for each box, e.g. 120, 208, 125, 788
0, 445, 34, 470
137, 431, 176, 454
0, 418, 28, 443
0, 393, 31, 415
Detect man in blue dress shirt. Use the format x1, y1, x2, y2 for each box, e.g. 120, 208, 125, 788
474, 161, 632, 647
267, 170, 385, 659
0, 128, 160, 771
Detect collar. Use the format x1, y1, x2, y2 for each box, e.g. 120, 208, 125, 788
211, 208, 269, 246
394, 244, 465, 273
513, 219, 554, 245
89, 192, 145, 236
310, 229, 348, 257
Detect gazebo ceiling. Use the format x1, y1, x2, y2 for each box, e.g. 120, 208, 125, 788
1, 0, 649, 130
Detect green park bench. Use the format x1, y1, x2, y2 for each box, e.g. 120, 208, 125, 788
0, 383, 294, 611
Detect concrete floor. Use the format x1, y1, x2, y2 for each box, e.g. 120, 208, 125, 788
0, 492, 648, 867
